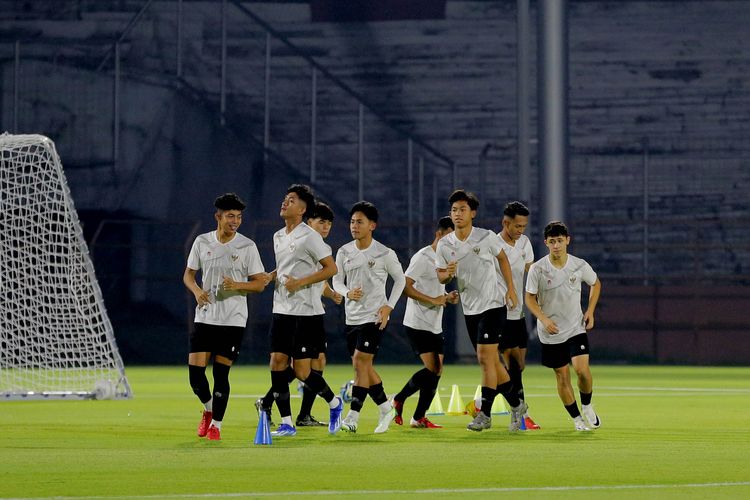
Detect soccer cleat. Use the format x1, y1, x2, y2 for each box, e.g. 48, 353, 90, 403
574, 416, 592, 431
524, 416, 541, 430
197, 410, 213, 437
271, 423, 297, 437
410, 417, 443, 429
467, 412, 491, 431
581, 404, 601, 429
341, 413, 358, 433
374, 404, 397, 434
465, 400, 480, 418
296, 415, 327, 427
328, 397, 344, 434
393, 399, 404, 425
254, 398, 274, 427
206, 424, 221, 441
509, 401, 528, 432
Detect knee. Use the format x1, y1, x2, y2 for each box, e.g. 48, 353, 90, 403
269, 353, 288, 371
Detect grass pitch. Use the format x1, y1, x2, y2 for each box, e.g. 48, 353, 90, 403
2, 364, 749, 499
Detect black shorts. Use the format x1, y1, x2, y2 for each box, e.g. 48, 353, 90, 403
405, 326, 445, 356
345, 323, 382, 356
310, 315, 327, 354
500, 318, 528, 350
190, 322, 245, 361
541, 333, 590, 369
464, 307, 506, 350
269, 314, 321, 360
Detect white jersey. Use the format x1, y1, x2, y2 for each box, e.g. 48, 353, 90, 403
272, 222, 332, 316
187, 230, 265, 328
526, 254, 597, 344
403, 246, 446, 334
333, 239, 406, 326
435, 227, 505, 315
498, 233, 534, 320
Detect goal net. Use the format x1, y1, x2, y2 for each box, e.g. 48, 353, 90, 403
0, 133, 131, 400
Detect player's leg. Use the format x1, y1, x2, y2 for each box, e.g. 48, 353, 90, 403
297, 316, 329, 426
570, 334, 599, 428
411, 350, 443, 428
503, 318, 540, 429
545, 340, 590, 431
202, 325, 244, 440
341, 325, 367, 432
393, 327, 432, 424
188, 346, 212, 437
268, 314, 296, 436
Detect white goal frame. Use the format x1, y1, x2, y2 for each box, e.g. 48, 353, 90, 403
0, 132, 131, 400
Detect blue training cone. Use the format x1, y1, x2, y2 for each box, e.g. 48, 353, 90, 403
254, 409, 273, 445
520, 414, 527, 431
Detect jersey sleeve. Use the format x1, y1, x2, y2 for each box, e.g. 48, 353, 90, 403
488, 232, 503, 257
245, 243, 265, 276
307, 230, 332, 262
332, 248, 349, 296
525, 263, 540, 294
186, 238, 201, 270
524, 238, 535, 264
435, 240, 449, 268
385, 249, 406, 309
580, 260, 598, 286
404, 252, 424, 281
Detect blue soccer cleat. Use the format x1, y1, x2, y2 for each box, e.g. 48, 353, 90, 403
271, 423, 297, 437
329, 396, 344, 434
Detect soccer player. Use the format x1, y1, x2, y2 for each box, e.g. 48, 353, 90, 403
332, 201, 406, 433
183, 193, 269, 441
392, 216, 459, 428
255, 202, 343, 427
435, 189, 527, 432
267, 185, 344, 437
525, 221, 602, 431
497, 201, 540, 430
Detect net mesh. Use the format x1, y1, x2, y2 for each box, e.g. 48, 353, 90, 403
0, 133, 130, 399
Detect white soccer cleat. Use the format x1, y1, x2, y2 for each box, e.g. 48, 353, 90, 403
509, 401, 528, 432
374, 404, 397, 434
581, 404, 600, 429
341, 413, 358, 433
574, 416, 592, 431
467, 412, 492, 431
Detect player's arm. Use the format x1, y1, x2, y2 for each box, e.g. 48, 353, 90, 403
525, 291, 559, 334
377, 251, 405, 330
496, 249, 518, 309
403, 277, 447, 307
222, 272, 270, 294
436, 262, 456, 284
183, 267, 210, 306
583, 278, 602, 330
322, 281, 343, 304
284, 256, 337, 292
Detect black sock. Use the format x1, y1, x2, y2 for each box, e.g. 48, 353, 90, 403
480, 386, 497, 417
262, 366, 294, 409
565, 401, 581, 418
211, 362, 231, 422
580, 391, 592, 406
509, 366, 525, 402
188, 364, 211, 405
395, 368, 430, 403
497, 380, 520, 408
285, 365, 296, 383
414, 372, 440, 420
271, 370, 292, 418
297, 369, 323, 419
303, 370, 335, 403
351, 385, 368, 412
368, 382, 388, 406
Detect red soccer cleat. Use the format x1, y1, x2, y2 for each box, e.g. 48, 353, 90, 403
393, 399, 404, 426
206, 424, 221, 441
410, 417, 443, 429
197, 410, 213, 437
524, 416, 541, 430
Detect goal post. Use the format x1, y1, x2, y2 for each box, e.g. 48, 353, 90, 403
0, 132, 131, 400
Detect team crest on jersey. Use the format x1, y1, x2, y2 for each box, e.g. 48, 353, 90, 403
569, 275, 577, 284
231, 254, 239, 261
289, 242, 296, 252
207, 251, 212, 256
473, 247, 480, 254
368, 260, 375, 268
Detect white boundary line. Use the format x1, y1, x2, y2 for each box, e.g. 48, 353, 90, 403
6, 482, 750, 499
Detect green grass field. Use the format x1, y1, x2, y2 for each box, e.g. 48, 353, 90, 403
2, 364, 749, 499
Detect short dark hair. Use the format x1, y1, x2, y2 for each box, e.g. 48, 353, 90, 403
309, 201, 334, 222
214, 192, 246, 211
287, 184, 315, 218
436, 216, 454, 232
448, 189, 479, 211
544, 221, 569, 239
503, 201, 530, 218
350, 201, 378, 222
